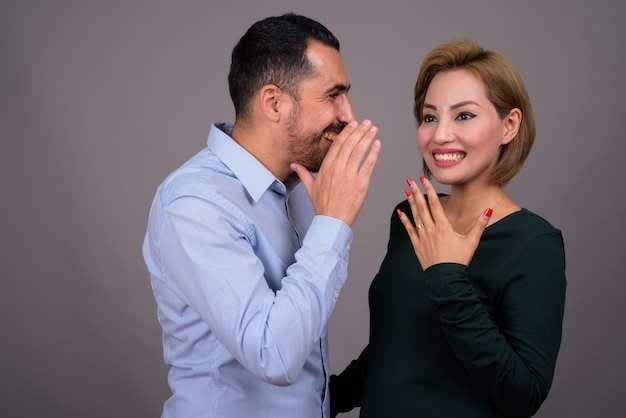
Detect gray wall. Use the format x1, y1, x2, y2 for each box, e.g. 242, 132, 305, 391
1, 0, 624, 416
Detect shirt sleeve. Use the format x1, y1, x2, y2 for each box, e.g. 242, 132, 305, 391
329, 345, 369, 416
158, 194, 352, 386
424, 231, 566, 417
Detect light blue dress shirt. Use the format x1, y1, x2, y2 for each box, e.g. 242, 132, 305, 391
142, 123, 352, 417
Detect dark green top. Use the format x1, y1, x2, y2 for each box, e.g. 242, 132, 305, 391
331, 199, 567, 418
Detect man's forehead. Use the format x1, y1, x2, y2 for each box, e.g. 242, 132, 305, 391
304, 42, 350, 87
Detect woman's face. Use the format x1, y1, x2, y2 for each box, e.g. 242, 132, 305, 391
417, 69, 515, 187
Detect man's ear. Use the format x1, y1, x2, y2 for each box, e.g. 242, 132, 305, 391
502, 108, 522, 145
259, 84, 287, 122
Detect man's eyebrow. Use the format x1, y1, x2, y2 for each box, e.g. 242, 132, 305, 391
325, 83, 351, 94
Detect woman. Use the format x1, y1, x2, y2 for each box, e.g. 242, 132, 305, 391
330, 39, 566, 417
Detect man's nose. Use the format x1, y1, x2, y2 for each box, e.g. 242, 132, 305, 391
336, 96, 356, 123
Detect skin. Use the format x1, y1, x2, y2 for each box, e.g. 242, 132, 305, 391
398, 69, 521, 269
283, 41, 357, 173
231, 40, 381, 227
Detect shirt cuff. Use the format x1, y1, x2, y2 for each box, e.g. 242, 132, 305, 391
303, 215, 353, 256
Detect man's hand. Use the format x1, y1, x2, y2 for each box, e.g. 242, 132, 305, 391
291, 120, 381, 226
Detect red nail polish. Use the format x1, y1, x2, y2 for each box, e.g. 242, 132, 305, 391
396, 209, 403, 218
405, 189, 411, 197
406, 178, 412, 186
419, 176, 425, 184
484, 208, 493, 217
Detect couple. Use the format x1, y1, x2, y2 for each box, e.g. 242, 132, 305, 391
142, 13, 566, 418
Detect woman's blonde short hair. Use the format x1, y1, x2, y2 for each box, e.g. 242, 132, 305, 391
414, 39, 535, 186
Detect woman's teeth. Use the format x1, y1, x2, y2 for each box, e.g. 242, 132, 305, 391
434, 152, 465, 162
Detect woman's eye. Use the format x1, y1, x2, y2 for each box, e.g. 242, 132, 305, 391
423, 114, 435, 123
457, 112, 476, 121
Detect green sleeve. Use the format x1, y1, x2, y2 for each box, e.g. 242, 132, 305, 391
424, 231, 566, 417
329, 345, 368, 417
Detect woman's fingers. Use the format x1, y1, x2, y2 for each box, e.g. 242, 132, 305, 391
420, 176, 446, 221
399, 176, 495, 268
405, 176, 446, 230
466, 208, 493, 244
397, 207, 419, 242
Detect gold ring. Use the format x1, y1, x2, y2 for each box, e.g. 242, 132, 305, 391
416, 223, 425, 230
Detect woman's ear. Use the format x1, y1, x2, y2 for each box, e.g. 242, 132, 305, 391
502, 108, 522, 145
258, 84, 286, 122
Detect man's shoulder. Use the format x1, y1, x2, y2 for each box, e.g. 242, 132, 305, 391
158, 148, 236, 203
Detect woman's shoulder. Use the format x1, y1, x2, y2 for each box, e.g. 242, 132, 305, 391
504, 208, 561, 234
491, 208, 564, 255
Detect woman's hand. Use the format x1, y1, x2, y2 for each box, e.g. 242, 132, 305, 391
397, 176, 493, 269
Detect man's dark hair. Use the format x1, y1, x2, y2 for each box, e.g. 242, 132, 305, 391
228, 13, 340, 119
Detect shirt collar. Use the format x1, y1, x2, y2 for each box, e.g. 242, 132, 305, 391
207, 123, 291, 201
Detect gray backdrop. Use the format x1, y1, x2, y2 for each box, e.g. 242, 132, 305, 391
1, 0, 624, 417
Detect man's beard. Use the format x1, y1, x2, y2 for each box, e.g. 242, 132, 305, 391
287, 130, 325, 172
285, 107, 346, 172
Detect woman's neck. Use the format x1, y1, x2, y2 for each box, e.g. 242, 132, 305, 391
443, 184, 509, 234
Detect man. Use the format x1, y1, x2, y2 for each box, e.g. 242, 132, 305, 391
142, 13, 381, 417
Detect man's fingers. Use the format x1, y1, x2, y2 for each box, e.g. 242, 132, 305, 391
328, 120, 378, 168
356, 139, 382, 179
320, 121, 359, 165
290, 163, 314, 196
294, 119, 380, 226
350, 125, 379, 170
